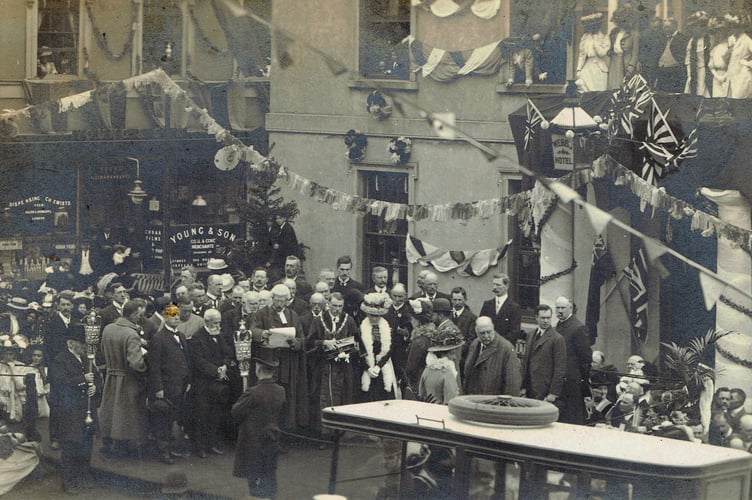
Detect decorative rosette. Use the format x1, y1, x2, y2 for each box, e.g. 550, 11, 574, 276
345, 129, 367, 161
388, 136, 412, 165
366, 90, 392, 121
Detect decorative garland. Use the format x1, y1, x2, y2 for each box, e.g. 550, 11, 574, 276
188, 5, 231, 57
388, 136, 412, 165
539, 260, 577, 285
367, 90, 392, 121
344, 129, 367, 161
85, 2, 137, 61
716, 342, 752, 370
719, 295, 752, 319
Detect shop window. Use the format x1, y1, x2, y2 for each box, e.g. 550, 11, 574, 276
142, 0, 183, 75
360, 170, 409, 289
508, 179, 540, 319
359, 0, 411, 80
37, 0, 80, 77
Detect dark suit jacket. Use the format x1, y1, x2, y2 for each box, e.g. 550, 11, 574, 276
99, 303, 123, 327
288, 297, 309, 317
333, 278, 364, 319
271, 223, 299, 266
555, 315, 592, 424
148, 327, 190, 401
50, 349, 102, 442
409, 291, 451, 302
520, 325, 566, 400
463, 333, 521, 396
42, 313, 72, 368
479, 297, 522, 344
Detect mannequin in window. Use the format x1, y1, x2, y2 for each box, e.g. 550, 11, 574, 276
576, 12, 610, 92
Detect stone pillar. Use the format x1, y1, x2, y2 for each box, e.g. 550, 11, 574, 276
539, 204, 574, 308
700, 188, 752, 412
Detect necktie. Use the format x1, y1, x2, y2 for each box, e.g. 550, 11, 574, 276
453, 311, 459, 320
173, 334, 183, 348
479, 344, 485, 354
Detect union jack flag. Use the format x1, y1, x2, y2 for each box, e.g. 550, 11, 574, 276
638, 98, 699, 185
610, 73, 653, 138
623, 246, 648, 341
524, 99, 543, 151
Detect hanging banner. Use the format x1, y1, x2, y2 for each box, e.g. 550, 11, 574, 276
5, 195, 73, 235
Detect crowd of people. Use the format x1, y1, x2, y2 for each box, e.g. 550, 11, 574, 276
573, 4, 752, 99
0, 246, 745, 497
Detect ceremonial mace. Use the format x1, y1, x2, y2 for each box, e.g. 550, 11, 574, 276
83, 310, 102, 427
234, 320, 253, 391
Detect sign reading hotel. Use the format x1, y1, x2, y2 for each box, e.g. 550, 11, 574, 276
551, 135, 575, 171
145, 225, 239, 269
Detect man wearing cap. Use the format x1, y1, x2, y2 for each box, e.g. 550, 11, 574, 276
232, 350, 285, 499
251, 284, 307, 432
51, 325, 102, 494
43, 290, 76, 450
99, 300, 148, 458
464, 316, 521, 396
148, 304, 191, 464
189, 308, 235, 458
100, 282, 129, 327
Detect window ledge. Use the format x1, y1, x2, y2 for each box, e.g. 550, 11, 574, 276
349, 79, 418, 92
496, 83, 566, 95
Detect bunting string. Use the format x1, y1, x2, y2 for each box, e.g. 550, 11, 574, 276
539, 260, 577, 285
719, 295, 752, 319
716, 342, 752, 370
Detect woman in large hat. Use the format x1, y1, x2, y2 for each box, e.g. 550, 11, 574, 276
358, 292, 399, 401
418, 325, 464, 405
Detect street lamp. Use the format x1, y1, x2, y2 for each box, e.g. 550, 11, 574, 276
543, 80, 598, 171
126, 156, 148, 205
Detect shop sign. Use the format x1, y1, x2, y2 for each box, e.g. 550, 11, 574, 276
0, 239, 22, 251
551, 134, 574, 171
5, 195, 73, 233
144, 225, 239, 269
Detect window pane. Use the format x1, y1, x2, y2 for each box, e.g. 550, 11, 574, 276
508, 180, 540, 318
360, 0, 411, 79
38, 0, 79, 77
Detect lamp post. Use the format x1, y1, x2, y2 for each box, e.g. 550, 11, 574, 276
126, 156, 148, 205
543, 80, 598, 171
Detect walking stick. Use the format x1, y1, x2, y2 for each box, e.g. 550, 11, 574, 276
83, 311, 102, 427
233, 320, 252, 392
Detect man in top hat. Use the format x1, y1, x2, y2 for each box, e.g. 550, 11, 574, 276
232, 349, 285, 500
251, 284, 307, 432
0, 297, 31, 337
50, 324, 102, 494
148, 304, 191, 464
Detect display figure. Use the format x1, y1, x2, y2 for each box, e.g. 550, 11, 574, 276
727, 15, 752, 99
684, 11, 711, 97
576, 12, 610, 92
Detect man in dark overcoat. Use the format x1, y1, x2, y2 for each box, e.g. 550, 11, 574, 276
148, 304, 190, 464
189, 308, 236, 457
251, 284, 307, 431
520, 304, 566, 405
232, 351, 285, 499
554, 296, 592, 425
463, 316, 521, 396
50, 325, 102, 494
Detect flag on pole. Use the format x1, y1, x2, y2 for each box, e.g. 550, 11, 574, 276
610, 73, 652, 138
623, 245, 649, 341
585, 235, 614, 344
524, 99, 543, 151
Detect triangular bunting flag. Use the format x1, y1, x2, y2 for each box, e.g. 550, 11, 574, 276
548, 181, 580, 203
698, 272, 725, 311
643, 237, 667, 263
431, 112, 456, 139
583, 203, 612, 235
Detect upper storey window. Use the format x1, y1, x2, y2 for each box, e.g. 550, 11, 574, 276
360, 0, 411, 80
37, 0, 80, 78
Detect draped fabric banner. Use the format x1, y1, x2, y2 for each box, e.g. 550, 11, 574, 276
411, 0, 501, 19
406, 234, 512, 276
404, 35, 505, 82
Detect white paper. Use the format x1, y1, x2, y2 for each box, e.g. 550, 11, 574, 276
267, 327, 296, 348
